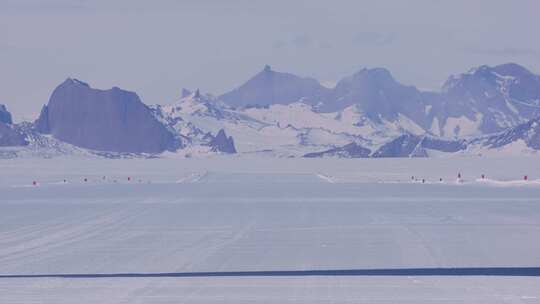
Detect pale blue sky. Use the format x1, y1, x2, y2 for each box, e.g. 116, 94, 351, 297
1, 0, 540, 120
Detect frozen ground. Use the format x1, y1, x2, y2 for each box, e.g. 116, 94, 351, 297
1, 156, 540, 303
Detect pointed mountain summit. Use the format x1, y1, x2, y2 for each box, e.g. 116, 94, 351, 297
35, 78, 178, 153
181, 88, 192, 98
219, 65, 330, 108
318, 68, 437, 132
326, 69, 433, 135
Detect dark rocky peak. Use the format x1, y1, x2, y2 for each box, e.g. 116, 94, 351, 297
0, 104, 13, 125
34, 79, 178, 153
207, 129, 237, 154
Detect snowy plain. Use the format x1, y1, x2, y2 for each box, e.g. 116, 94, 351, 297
1, 156, 540, 303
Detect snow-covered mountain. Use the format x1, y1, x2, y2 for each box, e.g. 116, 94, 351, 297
436, 63, 540, 137
153, 89, 422, 156
2, 63, 540, 159
217, 63, 540, 140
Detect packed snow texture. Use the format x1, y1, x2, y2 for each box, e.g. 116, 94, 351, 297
1, 157, 540, 303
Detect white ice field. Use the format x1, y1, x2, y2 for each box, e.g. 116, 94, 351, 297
1, 156, 540, 303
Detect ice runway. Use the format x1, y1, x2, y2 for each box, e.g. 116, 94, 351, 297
1, 157, 540, 303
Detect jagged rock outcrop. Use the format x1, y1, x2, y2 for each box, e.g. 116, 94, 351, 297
0, 104, 13, 124
219, 65, 330, 108
304, 142, 371, 158
35, 78, 178, 153
207, 129, 237, 153
0, 105, 28, 147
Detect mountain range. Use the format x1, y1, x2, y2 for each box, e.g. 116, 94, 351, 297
2, 62, 540, 158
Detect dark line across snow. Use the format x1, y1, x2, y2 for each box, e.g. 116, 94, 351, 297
1, 267, 540, 279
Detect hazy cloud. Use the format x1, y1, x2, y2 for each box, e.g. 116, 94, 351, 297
273, 34, 333, 50
353, 32, 396, 46
0, 0, 89, 12
469, 47, 539, 57
274, 34, 313, 49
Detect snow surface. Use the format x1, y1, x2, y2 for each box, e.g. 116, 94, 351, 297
442, 114, 483, 138
1, 157, 540, 303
